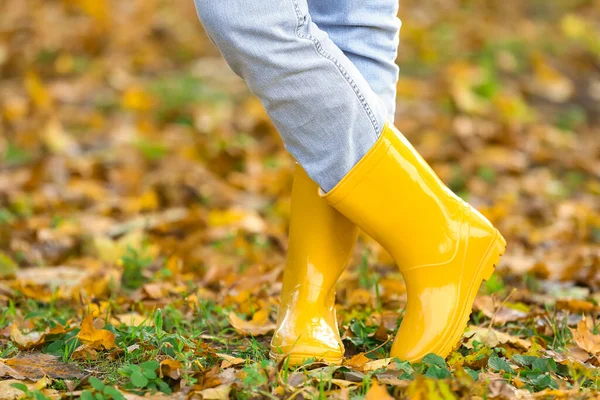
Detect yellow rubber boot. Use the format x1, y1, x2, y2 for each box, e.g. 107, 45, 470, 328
322, 123, 506, 362
270, 165, 359, 365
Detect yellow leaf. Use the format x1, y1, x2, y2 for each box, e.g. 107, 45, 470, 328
344, 353, 370, 369
121, 86, 154, 111
560, 14, 587, 39
216, 353, 246, 368
78, 315, 116, 350
68, 0, 110, 26
365, 381, 394, 400
570, 316, 600, 356
227, 310, 275, 336
24, 71, 52, 111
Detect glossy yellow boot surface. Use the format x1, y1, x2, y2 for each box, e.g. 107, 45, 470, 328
270, 165, 358, 366
322, 123, 506, 362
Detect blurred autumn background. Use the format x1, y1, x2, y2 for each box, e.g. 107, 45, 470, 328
1, 0, 599, 399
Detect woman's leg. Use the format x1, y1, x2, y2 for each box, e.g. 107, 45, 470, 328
265, 3, 401, 364
194, 0, 388, 192
308, 0, 401, 120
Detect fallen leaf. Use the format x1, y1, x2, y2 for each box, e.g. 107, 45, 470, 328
344, 353, 370, 369
3, 353, 84, 380
110, 312, 153, 327
365, 381, 394, 400
198, 384, 232, 400
216, 353, 246, 368
570, 316, 600, 356
78, 314, 116, 350
227, 310, 275, 336
0, 378, 58, 400
71, 344, 99, 361
473, 296, 530, 324
0, 361, 26, 380
556, 299, 598, 314
464, 326, 531, 350
160, 358, 182, 379
0, 251, 18, 278
10, 323, 67, 350
363, 358, 393, 372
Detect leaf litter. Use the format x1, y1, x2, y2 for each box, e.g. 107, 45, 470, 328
0, 0, 599, 398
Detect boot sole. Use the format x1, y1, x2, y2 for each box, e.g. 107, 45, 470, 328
268, 350, 343, 367
404, 229, 507, 362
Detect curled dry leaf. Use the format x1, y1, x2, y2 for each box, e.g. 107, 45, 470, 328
227, 309, 275, 336
216, 353, 246, 368
160, 358, 182, 379
10, 323, 67, 349
71, 344, 99, 361
77, 314, 116, 350
570, 316, 600, 356
0, 361, 26, 380
2, 353, 84, 380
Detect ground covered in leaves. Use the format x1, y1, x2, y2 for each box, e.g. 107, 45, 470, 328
1, 0, 599, 399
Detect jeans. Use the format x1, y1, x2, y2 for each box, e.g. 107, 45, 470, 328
194, 0, 400, 191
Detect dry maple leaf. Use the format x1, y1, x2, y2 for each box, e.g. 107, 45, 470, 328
570, 316, 600, 356
227, 310, 275, 336
78, 314, 116, 350
2, 353, 84, 381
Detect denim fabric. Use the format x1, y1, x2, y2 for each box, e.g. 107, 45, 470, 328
194, 0, 400, 191
308, 0, 400, 120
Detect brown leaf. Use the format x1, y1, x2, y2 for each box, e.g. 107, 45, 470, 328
71, 344, 99, 361
0, 361, 26, 380
227, 310, 275, 336
570, 316, 600, 356
3, 353, 84, 380
160, 358, 182, 380
556, 299, 598, 314
344, 353, 370, 369
78, 314, 116, 350
370, 320, 389, 342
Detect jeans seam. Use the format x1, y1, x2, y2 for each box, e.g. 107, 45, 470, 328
290, 0, 380, 138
